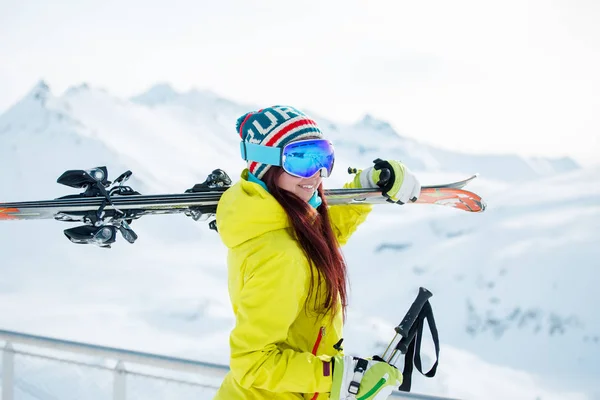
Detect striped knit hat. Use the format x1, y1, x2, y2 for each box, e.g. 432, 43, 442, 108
236, 105, 324, 179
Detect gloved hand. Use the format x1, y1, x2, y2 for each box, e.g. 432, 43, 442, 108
348, 159, 421, 204
331, 355, 402, 400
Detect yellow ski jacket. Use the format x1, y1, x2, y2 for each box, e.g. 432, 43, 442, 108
213, 170, 372, 400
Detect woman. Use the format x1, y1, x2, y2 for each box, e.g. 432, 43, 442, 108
214, 105, 421, 400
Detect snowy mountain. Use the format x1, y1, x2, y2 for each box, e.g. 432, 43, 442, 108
128, 82, 580, 183
340, 165, 600, 394
0, 81, 598, 399
1, 80, 577, 191
317, 113, 579, 182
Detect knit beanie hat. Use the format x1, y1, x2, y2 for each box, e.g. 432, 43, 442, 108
236, 105, 323, 179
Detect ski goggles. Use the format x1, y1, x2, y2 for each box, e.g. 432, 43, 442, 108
240, 139, 335, 178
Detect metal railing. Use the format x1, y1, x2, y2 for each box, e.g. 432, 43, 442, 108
0, 328, 457, 400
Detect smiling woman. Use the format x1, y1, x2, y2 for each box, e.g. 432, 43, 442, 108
213, 105, 422, 399
275, 166, 323, 202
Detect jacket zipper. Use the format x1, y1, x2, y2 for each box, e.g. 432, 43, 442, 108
310, 327, 326, 400
311, 326, 325, 355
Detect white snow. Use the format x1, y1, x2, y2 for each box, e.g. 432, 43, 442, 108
0, 81, 597, 399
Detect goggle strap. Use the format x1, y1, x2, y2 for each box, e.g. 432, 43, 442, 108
240, 141, 283, 166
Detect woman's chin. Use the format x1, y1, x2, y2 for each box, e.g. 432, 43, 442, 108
295, 189, 314, 202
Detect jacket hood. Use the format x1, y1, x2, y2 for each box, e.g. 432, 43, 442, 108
216, 170, 291, 249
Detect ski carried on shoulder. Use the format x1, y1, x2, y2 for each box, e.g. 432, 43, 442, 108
327, 173, 481, 210
0, 167, 485, 247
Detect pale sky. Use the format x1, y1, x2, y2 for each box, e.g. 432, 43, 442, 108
1, 0, 599, 166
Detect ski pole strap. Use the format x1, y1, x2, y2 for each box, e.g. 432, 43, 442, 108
348, 357, 369, 395
398, 301, 440, 392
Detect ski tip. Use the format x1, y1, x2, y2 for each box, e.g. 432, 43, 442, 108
0, 208, 19, 220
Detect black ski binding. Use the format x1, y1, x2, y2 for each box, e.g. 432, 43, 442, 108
54, 167, 231, 247
185, 169, 232, 230
56, 167, 141, 248
57, 167, 140, 199
63, 225, 118, 248
185, 169, 232, 192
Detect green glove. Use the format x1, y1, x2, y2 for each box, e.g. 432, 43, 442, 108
331, 355, 402, 400
348, 159, 421, 204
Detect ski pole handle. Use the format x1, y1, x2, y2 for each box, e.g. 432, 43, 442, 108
396, 287, 432, 337
381, 287, 433, 363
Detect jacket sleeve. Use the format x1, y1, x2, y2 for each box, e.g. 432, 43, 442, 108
328, 180, 373, 246
229, 248, 332, 393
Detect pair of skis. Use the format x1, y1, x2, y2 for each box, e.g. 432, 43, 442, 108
0, 167, 485, 247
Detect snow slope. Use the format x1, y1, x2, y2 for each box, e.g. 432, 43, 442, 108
340, 166, 600, 395
0, 81, 597, 399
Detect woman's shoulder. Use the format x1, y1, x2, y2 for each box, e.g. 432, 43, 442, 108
217, 177, 290, 249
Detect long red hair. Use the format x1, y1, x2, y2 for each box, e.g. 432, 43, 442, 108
262, 167, 348, 319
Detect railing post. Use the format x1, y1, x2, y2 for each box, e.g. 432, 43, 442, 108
2, 342, 14, 400
113, 360, 126, 400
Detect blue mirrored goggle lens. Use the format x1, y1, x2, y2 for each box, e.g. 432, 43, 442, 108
282, 140, 335, 178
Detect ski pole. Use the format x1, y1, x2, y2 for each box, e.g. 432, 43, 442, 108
380, 287, 433, 365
